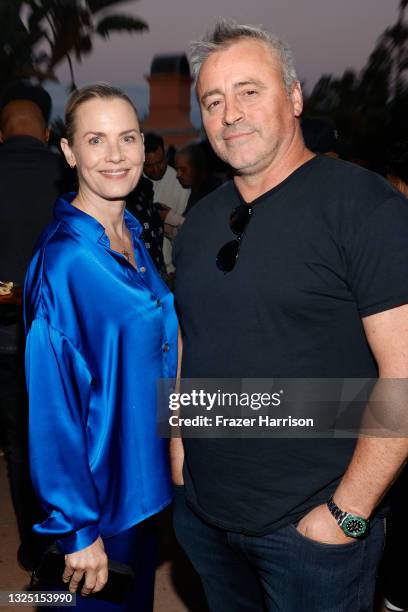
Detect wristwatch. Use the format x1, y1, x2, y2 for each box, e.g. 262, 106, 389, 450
327, 497, 369, 538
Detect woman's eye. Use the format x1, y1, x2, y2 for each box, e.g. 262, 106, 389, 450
123, 135, 135, 143
89, 136, 101, 145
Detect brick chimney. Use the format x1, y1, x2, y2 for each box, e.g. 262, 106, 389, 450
142, 54, 200, 147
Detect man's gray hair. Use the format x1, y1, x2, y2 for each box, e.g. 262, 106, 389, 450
190, 18, 298, 93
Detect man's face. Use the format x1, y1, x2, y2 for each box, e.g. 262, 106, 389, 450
197, 38, 303, 176
175, 152, 195, 188
144, 145, 167, 180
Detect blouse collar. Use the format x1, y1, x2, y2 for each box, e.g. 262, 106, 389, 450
54, 193, 143, 243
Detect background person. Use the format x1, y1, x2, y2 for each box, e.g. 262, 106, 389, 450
126, 175, 167, 279
24, 83, 178, 610
175, 142, 221, 214
301, 115, 340, 158
143, 132, 190, 280
381, 140, 408, 612
0, 81, 68, 571
385, 141, 408, 198
0, 81, 69, 284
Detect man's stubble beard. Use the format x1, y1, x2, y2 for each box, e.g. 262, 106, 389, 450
212, 136, 281, 177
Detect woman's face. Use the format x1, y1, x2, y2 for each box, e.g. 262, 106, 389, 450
61, 97, 144, 204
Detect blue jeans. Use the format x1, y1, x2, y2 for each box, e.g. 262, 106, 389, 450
173, 486, 384, 612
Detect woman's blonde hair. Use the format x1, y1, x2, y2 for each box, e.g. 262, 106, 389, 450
65, 83, 139, 145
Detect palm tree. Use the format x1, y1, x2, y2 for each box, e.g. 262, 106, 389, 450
0, 1, 45, 90
0, 1, 148, 92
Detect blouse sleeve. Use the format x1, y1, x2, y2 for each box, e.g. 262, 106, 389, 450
25, 317, 100, 553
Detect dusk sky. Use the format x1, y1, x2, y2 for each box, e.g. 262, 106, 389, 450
47, 0, 401, 124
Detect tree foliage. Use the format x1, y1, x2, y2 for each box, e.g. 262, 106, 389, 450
0, 0, 148, 92
304, 0, 408, 168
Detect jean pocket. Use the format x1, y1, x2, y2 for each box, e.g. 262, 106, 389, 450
288, 523, 361, 550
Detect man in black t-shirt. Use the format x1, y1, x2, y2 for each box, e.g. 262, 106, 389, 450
171, 19, 408, 612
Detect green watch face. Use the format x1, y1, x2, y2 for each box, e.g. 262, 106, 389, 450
342, 515, 368, 537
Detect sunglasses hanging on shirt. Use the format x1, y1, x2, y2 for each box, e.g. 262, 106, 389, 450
216, 204, 254, 273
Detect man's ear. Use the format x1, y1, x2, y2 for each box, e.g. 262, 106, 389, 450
60, 137, 76, 168
0, 130, 3, 144
291, 81, 303, 118
45, 127, 50, 143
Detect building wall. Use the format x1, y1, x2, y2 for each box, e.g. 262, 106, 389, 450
143, 73, 200, 147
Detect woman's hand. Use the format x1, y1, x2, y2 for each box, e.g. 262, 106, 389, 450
62, 537, 108, 596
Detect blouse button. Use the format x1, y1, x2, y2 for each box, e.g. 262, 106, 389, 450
139, 266, 146, 273
162, 342, 170, 352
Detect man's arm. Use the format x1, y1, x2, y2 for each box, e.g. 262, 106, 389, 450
297, 303, 408, 544
170, 433, 185, 485
170, 328, 185, 485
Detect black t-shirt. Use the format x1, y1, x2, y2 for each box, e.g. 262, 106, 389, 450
174, 155, 408, 535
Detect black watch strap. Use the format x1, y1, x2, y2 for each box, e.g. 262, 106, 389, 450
327, 497, 348, 526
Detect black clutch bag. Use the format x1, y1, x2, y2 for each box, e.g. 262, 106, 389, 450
30, 545, 135, 604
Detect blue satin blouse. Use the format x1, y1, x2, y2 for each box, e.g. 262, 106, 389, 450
24, 194, 177, 553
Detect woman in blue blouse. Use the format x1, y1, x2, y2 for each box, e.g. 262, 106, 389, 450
24, 84, 178, 610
